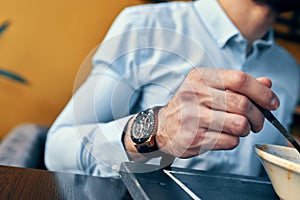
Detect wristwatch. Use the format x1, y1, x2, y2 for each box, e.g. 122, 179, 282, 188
130, 107, 160, 154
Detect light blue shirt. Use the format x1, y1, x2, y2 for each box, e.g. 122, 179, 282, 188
44, 0, 300, 177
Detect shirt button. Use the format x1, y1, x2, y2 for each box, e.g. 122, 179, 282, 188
112, 165, 119, 172
217, 39, 224, 46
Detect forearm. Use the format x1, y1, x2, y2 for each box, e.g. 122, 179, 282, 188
45, 117, 131, 177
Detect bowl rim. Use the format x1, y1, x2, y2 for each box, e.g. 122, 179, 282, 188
254, 144, 300, 174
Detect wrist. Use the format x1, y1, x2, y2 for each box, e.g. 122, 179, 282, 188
122, 106, 163, 158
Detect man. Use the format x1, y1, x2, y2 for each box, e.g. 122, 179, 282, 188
44, 0, 300, 177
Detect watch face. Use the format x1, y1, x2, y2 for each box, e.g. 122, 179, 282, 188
131, 109, 155, 144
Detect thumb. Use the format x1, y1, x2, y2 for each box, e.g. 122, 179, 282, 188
256, 77, 272, 88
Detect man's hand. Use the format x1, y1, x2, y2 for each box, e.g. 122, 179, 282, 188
155, 68, 279, 158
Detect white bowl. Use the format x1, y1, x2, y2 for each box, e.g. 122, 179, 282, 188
254, 144, 300, 200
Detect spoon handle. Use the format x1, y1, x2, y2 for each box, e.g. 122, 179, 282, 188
256, 105, 300, 153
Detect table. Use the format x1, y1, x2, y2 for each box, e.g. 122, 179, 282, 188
0, 165, 131, 200
120, 162, 279, 200
0, 163, 280, 200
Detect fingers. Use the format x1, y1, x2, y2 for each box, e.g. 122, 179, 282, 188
200, 87, 264, 133
195, 106, 253, 137
225, 92, 265, 132
174, 130, 240, 158
212, 131, 240, 150
256, 77, 272, 88
222, 71, 278, 110
192, 68, 280, 110
206, 110, 252, 136
157, 69, 279, 159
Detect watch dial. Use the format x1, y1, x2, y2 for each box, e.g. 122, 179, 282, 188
131, 110, 155, 144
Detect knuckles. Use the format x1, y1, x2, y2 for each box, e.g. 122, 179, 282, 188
234, 116, 251, 136
231, 71, 249, 88
186, 68, 205, 84
227, 137, 240, 150
237, 96, 252, 114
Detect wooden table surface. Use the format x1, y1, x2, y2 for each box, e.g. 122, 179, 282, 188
0, 165, 132, 200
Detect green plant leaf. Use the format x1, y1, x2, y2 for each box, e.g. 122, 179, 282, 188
0, 20, 10, 37
0, 21, 28, 84
0, 69, 28, 84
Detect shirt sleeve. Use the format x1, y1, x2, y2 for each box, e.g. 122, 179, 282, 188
44, 68, 136, 177
44, 8, 143, 177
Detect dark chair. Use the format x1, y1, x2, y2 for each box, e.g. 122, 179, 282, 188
0, 123, 49, 169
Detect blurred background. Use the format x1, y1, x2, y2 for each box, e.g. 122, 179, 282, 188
0, 0, 299, 139
0, 0, 142, 138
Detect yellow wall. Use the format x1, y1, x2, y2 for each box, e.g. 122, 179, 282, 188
0, 0, 141, 138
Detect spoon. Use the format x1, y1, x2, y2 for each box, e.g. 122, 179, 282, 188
256, 104, 300, 153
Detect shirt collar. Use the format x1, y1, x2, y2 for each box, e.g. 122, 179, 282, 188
193, 0, 274, 49
253, 29, 274, 48
193, 0, 240, 48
